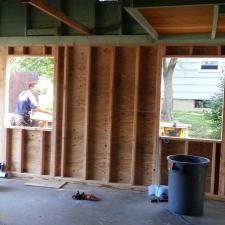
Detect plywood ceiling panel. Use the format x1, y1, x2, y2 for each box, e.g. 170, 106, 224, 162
218, 15, 225, 32
140, 6, 213, 34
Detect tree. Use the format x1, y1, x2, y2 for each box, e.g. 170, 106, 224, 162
161, 58, 177, 121
207, 77, 224, 139
9, 57, 54, 81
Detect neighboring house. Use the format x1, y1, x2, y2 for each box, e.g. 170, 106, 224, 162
161, 58, 225, 112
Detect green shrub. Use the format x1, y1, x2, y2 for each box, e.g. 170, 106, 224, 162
206, 78, 224, 139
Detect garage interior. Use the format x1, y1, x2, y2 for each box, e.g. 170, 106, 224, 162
0, 1, 225, 225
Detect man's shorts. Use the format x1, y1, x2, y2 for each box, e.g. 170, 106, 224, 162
10, 114, 32, 126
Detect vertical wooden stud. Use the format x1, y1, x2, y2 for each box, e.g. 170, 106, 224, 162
152, 44, 163, 184
83, 46, 92, 180
158, 138, 162, 184
5, 128, 12, 171
50, 46, 61, 177
40, 131, 46, 175
61, 46, 69, 177
106, 46, 115, 182
19, 129, 25, 173
1, 46, 8, 168
211, 142, 216, 194
184, 141, 189, 155
131, 46, 140, 185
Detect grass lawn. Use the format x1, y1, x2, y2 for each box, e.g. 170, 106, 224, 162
168, 111, 216, 139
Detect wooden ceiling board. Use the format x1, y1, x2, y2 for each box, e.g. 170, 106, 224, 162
217, 15, 225, 32
140, 6, 213, 34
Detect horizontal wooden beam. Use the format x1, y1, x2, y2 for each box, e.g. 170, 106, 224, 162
124, 7, 158, 40
0, 35, 153, 45
22, 0, 91, 35
206, 193, 225, 201
160, 136, 221, 143
2, 34, 225, 45
158, 33, 225, 43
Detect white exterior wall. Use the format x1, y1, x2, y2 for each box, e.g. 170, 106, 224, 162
173, 99, 211, 112
161, 58, 225, 101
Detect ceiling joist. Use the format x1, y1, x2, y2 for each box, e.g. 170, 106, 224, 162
211, 4, 219, 39
124, 7, 158, 41
22, 0, 92, 35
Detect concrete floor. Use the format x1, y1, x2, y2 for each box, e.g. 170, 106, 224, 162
0, 178, 224, 225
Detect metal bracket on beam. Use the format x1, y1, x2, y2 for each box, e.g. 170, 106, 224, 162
124, 7, 158, 41
22, 0, 92, 35
211, 4, 219, 39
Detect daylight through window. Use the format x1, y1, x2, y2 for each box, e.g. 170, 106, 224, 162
160, 57, 224, 140
6, 57, 54, 129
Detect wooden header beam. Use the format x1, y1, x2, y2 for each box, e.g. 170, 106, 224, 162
124, 7, 158, 41
22, 0, 91, 35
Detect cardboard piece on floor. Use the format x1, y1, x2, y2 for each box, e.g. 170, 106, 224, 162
25, 178, 66, 189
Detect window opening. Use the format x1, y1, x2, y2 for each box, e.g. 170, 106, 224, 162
6, 56, 54, 129
160, 57, 224, 140
200, 60, 219, 71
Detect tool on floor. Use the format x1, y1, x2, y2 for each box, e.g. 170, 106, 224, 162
0, 163, 7, 178
72, 191, 100, 201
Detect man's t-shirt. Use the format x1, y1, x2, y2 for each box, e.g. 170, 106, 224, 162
15, 90, 38, 115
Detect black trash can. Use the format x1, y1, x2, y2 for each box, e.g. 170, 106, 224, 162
167, 154, 210, 216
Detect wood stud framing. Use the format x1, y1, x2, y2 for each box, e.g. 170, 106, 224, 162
3, 44, 225, 201
5, 129, 12, 171
124, 7, 158, 41
40, 131, 46, 175
83, 46, 92, 180
106, 47, 115, 182
152, 44, 162, 184
19, 129, 25, 173
61, 46, 69, 177
211, 142, 216, 194
131, 46, 140, 185
160, 137, 221, 197
50, 46, 60, 177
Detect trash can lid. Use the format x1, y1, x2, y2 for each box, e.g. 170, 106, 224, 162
167, 154, 210, 165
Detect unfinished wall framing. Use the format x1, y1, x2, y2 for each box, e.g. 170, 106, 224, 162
3, 44, 161, 187
2, 43, 225, 199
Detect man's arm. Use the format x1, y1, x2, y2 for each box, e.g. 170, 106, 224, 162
28, 92, 52, 115
32, 107, 52, 115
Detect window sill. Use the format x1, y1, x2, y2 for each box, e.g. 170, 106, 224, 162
6, 126, 52, 132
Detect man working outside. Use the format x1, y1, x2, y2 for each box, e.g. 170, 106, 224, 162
11, 82, 52, 126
